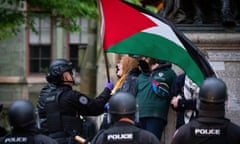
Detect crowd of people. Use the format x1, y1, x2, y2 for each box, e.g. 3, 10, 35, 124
0, 56, 240, 144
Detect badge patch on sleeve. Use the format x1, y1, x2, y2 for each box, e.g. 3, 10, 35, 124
79, 96, 88, 105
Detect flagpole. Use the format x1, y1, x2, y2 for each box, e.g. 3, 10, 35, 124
97, 0, 110, 82
104, 52, 110, 82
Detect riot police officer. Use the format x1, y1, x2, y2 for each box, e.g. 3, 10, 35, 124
91, 92, 160, 144
171, 77, 240, 144
36, 59, 113, 144
1, 99, 57, 144
0, 104, 7, 137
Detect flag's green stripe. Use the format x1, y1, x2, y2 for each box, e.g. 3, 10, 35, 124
106, 32, 204, 85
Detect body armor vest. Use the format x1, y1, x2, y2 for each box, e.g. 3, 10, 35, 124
2, 135, 34, 144
189, 118, 229, 144
45, 89, 83, 137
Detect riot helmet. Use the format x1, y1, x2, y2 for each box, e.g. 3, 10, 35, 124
0, 104, 3, 112
46, 59, 73, 84
109, 92, 137, 115
108, 92, 137, 123
198, 77, 227, 117
8, 100, 36, 128
199, 77, 227, 104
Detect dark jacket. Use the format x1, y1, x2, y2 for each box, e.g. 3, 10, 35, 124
36, 83, 56, 133
56, 84, 111, 116
91, 121, 160, 144
171, 116, 240, 144
136, 64, 176, 121
99, 68, 141, 130
170, 73, 197, 129
117, 67, 141, 96
37, 83, 56, 119
36, 83, 111, 142
1, 127, 57, 144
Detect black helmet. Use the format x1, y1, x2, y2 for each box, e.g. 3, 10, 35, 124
46, 59, 72, 84
0, 104, 3, 112
199, 77, 227, 104
8, 100, 36, 128
109, 92, 137, 115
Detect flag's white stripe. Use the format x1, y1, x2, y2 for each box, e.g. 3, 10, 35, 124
142, 13, 185, 49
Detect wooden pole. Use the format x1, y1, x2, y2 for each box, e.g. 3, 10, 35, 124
104, 52, 110, 82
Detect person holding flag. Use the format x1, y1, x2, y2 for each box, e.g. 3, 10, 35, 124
99, 0, 215, 86
135, 58, 176, 141
99, 0, 215, 141
100, 55, 141, 130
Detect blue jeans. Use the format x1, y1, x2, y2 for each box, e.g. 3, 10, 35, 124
139, 117, 166, 141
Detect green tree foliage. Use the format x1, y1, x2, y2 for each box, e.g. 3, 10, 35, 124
0, 0, 98, 40
0, 0, 25, 40
125, 0, 158, 12
0, 0, 157, 40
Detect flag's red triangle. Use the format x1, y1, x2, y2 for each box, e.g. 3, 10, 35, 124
100, 0, 157, 50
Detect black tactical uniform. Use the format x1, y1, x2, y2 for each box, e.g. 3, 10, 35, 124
36, 59, 112, 144
0, 104, 7, 137
1, 100, 57, 144
91, 92, 160, 144
36, 83, 56, 133
171, 77, 240, 144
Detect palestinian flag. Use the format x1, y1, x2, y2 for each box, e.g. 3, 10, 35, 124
99, 0, 215, 85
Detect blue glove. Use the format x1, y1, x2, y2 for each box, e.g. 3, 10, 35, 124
105, 80, 114, 90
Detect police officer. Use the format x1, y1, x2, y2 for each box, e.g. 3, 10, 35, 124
91, 92, 160, 144
1, 99, 57, 144
171, 77, 240, 144
0, 104, 7, 137
36, 59, 113, 144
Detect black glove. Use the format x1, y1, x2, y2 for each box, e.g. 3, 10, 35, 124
139, 60, 150, 73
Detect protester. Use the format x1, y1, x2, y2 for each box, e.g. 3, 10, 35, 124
136, 58, 176, 141
91, 92, 160, 144
1, 100, 57, 144
170, 73, 199, 129
111, 55, 140, 96
100, 55, 140, 130
36, 58, 113, 144
171, 77, 240, 144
